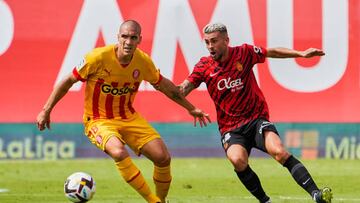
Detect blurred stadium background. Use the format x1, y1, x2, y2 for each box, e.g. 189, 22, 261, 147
0, 0, 359, 202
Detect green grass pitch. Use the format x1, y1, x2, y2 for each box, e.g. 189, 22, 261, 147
0, 158, 359, 203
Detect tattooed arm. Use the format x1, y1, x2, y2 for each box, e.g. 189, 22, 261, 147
154, 77, 210, 126
178, 79, 196, 97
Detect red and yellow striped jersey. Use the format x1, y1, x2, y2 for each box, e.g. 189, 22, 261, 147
73, 45, 161, 121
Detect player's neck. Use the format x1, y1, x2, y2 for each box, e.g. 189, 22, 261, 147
115, 45, 133, 65
118, 55, 132, 65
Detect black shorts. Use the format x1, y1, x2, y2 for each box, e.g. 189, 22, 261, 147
220, 118, 279, 155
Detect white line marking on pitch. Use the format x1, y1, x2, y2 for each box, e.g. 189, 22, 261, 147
279, 196, 360, 202
0, 188, 9, 193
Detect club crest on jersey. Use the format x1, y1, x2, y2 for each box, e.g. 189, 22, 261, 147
76, 57, 86, 71
133, 69, 140, 79
235, 62, 243, 72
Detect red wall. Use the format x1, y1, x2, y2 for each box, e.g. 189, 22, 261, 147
0, 0, 358, 123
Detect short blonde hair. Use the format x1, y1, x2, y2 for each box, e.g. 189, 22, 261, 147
203, 23, 227, 34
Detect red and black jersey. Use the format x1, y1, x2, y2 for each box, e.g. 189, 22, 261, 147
187, 44, 269, 135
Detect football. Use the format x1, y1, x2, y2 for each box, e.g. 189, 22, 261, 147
64, 172, 96, 202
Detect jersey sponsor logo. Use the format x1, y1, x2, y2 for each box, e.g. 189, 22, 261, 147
217, 77, 244, 91
75, 58, 86, 71
101, 84, 135, 96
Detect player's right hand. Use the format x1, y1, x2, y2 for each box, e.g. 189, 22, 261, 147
36, 109, 51, 131
189, 108, 211, 127
301, 48, 325, 58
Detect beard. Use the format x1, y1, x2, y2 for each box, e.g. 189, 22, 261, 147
211, 51, 223, 61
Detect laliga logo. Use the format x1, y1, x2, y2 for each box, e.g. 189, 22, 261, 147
217, 77, 244, 91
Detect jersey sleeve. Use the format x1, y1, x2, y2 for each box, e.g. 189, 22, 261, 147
72, 53, 97, 82
187, 58, 206, 88
142, 55, 161, 85
243, 44, 267, 65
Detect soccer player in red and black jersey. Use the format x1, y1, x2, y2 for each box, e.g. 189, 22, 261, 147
179, 23, 332, 203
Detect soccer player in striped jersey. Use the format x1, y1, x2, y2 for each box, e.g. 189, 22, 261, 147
37, 20, 210, 203
179, 23, 332, 203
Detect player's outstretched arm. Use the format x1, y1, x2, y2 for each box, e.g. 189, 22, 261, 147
178, 79, 196, 97
36, 73, 78, 131
153, 77, 211, 127
266, 47, 325, 58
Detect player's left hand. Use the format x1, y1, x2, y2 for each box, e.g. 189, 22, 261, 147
189, 108, 211, 127
301, 48, 325, 58
37, 109, 51, 131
